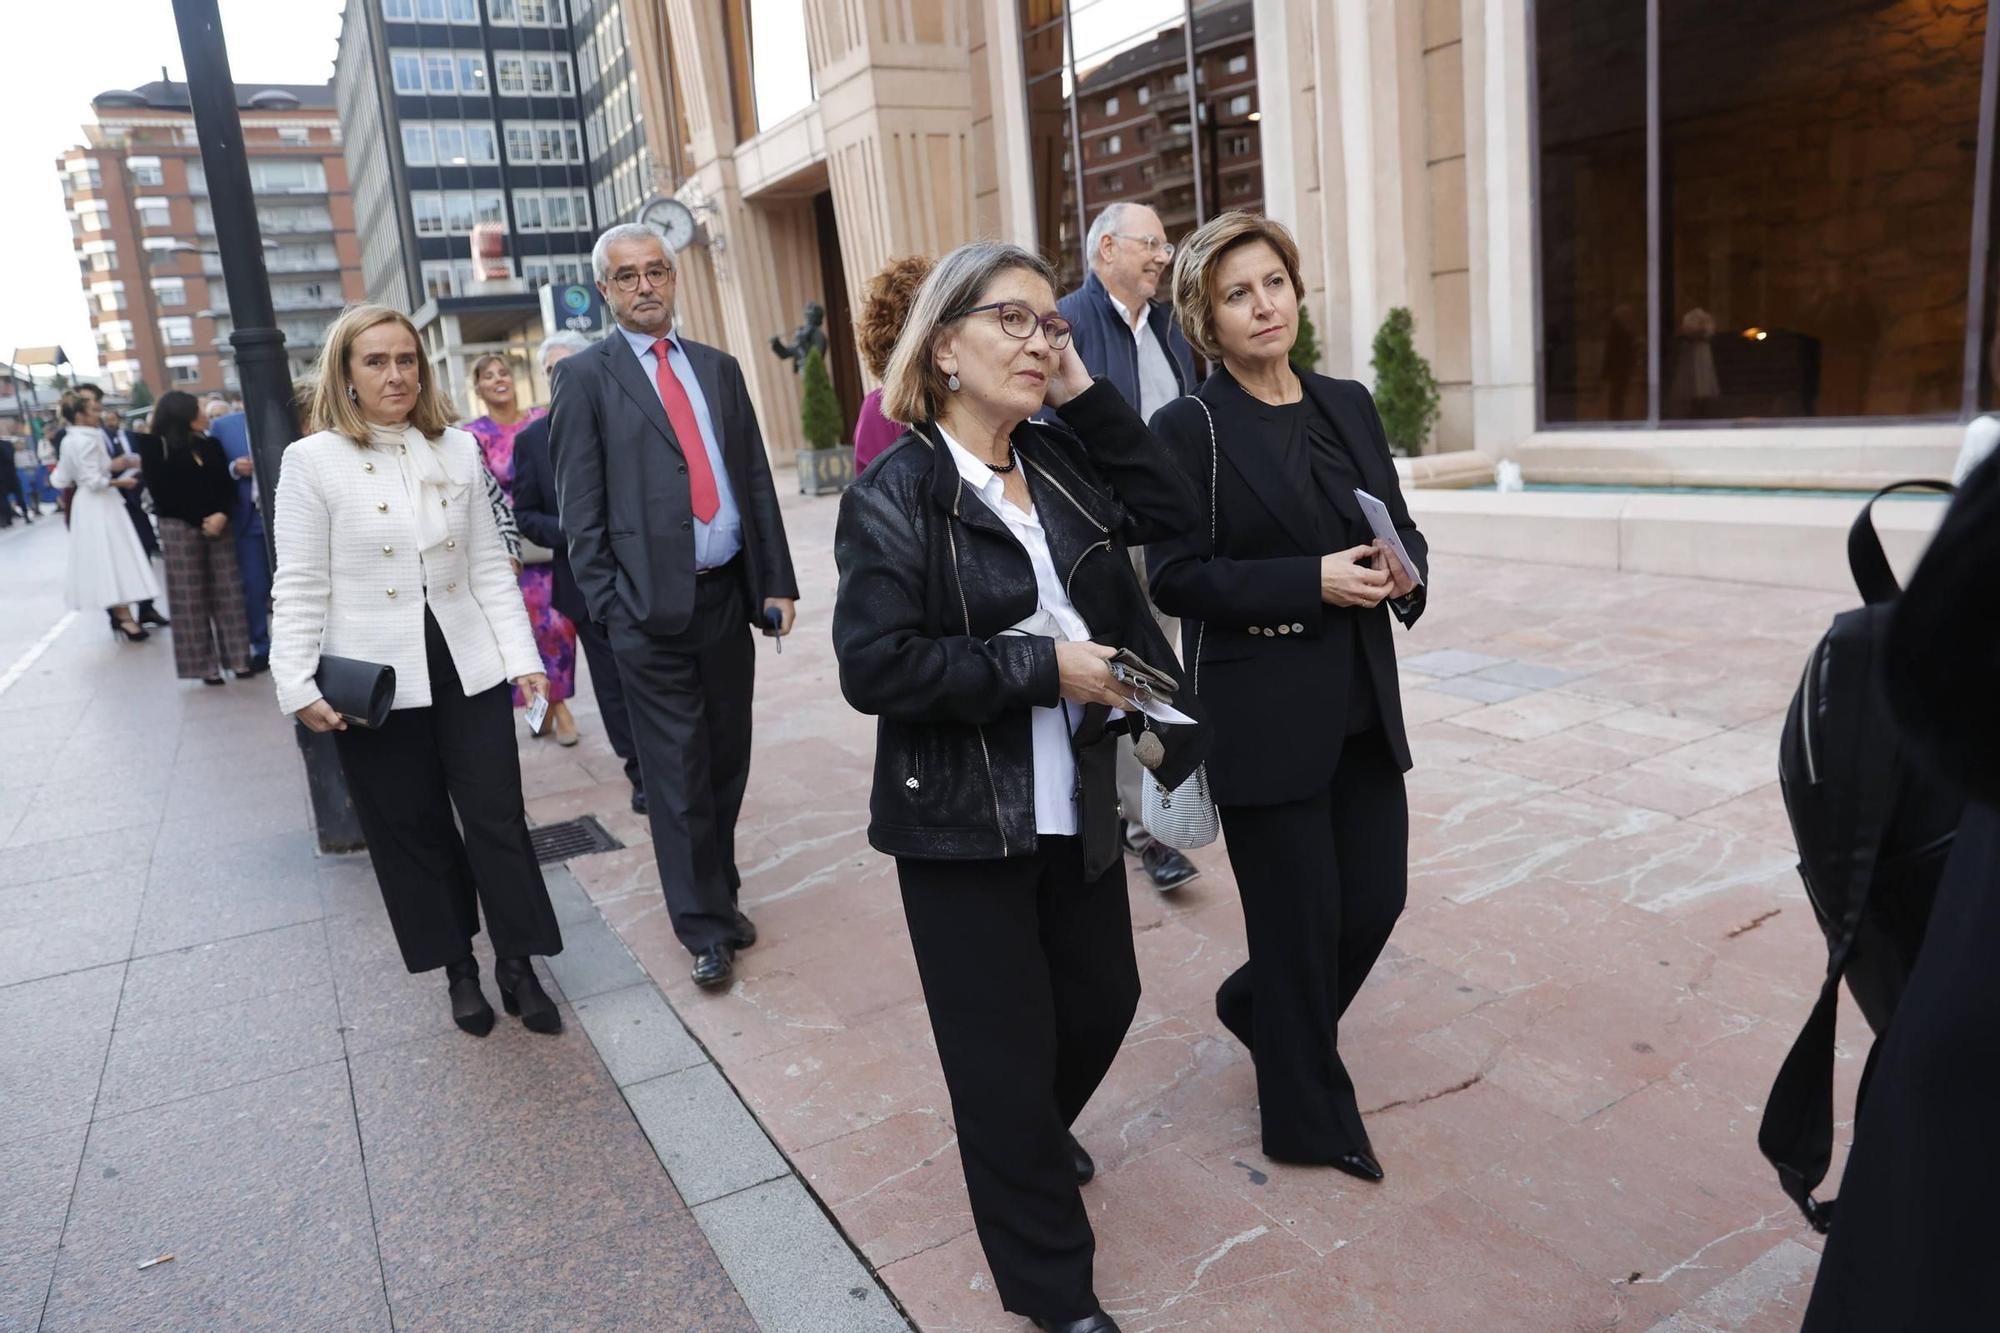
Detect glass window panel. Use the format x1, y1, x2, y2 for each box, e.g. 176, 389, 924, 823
465, 124, 498, 163
391, 52, 424, 93
1660, 0, 1983, 421
457, 54, 486, 92
434, 123, 466, 164
475, 191, 505, 225
417, 0, 446, 19
504, 123, 534, 162
497, 55, 526, 94
449, 0, 478, 19
412, 193, 445, 234
444, 192, 475, 233
515, 191, 543, 229
384, 0, 414, 18
1065, 0, 1201, 293
425, 54, 455, 92
545, 192, 572, 229
1535, 0, 1648, 423
402, 123, 435, 166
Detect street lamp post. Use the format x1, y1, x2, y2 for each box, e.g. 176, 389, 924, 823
171, 0, 364, 853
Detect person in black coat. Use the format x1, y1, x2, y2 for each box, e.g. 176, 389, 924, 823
513, 331, 645, 814
1149, 212, 1428, 1183
1801, 452, 2000, 1329
832, 242, 1208, 1333
132, 391, 254, 684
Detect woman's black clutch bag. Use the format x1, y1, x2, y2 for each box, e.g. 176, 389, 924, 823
315, 655, 396, 729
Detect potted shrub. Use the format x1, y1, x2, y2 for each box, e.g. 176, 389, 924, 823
794, 345, 853, 495
1370, 306, 1440, 456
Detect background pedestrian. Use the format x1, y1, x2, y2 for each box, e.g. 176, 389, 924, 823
512, 330, 647, 812
134, 390, 253, 685
200, 394, 272, 674
50, 394, 157, 640
851, 255, 932, 472
1059, 201, 1201, 892
464, 352, 580, 745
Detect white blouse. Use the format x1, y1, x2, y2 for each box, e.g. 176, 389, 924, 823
940, 426, 1092, 837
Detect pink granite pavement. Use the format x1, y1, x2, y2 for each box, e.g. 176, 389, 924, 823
523, 488, 1866, 1332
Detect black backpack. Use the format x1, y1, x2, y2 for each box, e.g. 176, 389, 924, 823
1759, 479, 1963, 1230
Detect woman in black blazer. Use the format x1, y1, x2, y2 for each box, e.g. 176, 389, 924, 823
1149, 213, 1428, 1182
133, 391, 256, 684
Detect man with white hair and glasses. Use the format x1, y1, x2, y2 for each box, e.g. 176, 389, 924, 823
1057, 200, 1201, 891
549, 224, 799, 990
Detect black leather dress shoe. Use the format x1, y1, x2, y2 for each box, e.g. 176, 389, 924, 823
630, 785, 647, 815
728, 909, 757, 949
1330, 1148, 1385, 1182
1068, 1131, 1095, 1185
1140, 841, 1199, 891
445, 957, 494, 1037
495, 957, 562, 1034
691, 944, 734, 988
1030, 1312, 1120, 1332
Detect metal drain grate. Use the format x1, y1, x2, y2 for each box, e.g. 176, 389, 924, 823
528, 815, 623, 863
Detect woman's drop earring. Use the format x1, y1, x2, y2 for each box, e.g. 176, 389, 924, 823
347, 385, 359, 402
946, 373, 961, 392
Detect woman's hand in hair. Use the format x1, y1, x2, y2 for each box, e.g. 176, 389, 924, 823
297, 699, 347, 733
1056, 640, 1133, 709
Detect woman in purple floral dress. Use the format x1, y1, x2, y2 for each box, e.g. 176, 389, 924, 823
465, 353, 580, 744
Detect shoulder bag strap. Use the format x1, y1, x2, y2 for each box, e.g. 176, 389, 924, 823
1187, 396, 1218, 694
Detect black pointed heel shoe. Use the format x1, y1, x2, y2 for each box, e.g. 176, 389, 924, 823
1030, 1312, 1121, 1332
445, 957, 495, 1036
1330, 1148, 1385, 1183
495, 957, 562, 1034
1067, 1131, 1096, 1186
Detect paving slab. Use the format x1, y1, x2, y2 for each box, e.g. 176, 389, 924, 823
695, 1175, 912, 1333
624, 1062, 791, 1206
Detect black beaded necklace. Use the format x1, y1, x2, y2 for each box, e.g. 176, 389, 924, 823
986, 447, 1017, 474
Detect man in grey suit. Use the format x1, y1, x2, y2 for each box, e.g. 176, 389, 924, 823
550, 223, 799, 989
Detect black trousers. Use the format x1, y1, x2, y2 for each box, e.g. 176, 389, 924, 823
333, 610, 563, 973
1802, 802, 2000, 1329
608, 570, 755, 953
898, 837, 1140, 1320
574, 611, 642, 789
1215, 727, 1408, 1161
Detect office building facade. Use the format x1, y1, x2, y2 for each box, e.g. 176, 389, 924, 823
58, 80, 363, 400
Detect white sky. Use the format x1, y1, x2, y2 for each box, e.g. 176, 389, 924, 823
0, 0, 345, 376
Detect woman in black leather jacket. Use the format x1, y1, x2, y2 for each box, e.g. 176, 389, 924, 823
832, 241, 1206, 1333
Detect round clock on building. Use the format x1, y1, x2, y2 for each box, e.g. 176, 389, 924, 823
639, 196, 699, 252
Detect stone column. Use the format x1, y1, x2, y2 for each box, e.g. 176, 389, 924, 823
1461, 0, 1538, 453
808, 0, 981, 367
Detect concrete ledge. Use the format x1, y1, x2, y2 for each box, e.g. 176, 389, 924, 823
1509, 424, 1962, 491
1395, 449, 1496, 489
1405, 488, 1950, 593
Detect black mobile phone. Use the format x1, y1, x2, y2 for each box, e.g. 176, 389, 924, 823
762, 606, 784, 653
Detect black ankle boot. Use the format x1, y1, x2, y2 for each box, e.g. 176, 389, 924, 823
495, 957, 562, 1035
445, 957, 495, 1037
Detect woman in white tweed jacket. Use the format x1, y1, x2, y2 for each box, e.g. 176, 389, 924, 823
271, 303, 564, 1037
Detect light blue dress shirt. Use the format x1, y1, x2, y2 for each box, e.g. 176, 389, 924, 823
617, 322, 743, 570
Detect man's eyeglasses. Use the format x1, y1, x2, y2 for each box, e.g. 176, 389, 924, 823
951, 301, 1074, 350
610, 264, 673, 292
1111, 233, 1175, 259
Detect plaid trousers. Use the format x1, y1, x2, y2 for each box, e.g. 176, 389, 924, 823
159, 517, 252, 680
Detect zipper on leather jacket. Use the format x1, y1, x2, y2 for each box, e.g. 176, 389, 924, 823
948, 484, 1010, 857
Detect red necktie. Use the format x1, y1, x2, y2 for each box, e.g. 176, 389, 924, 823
650, 337, 719, 522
